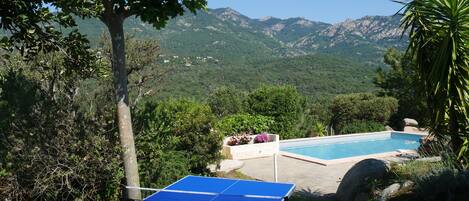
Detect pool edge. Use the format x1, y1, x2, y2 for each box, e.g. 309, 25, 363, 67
279, 131, 426, 165
280, 150, 418, 166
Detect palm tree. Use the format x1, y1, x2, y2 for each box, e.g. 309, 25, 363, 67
399, 0, 469, 151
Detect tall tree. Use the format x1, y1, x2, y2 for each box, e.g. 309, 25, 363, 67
1, 0, 207, 199
400, 0, 469, 151
374, 48, 428, 129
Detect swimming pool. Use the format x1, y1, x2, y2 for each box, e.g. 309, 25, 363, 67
280, 132, 424, 165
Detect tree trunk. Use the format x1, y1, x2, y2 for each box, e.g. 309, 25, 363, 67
107, 18, 141, 200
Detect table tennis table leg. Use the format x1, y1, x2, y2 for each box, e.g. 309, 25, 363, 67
274, 153, 278, 182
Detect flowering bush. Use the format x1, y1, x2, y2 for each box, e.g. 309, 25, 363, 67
254, 132, 270, 143
227, 133, 252, 146
239, 133, 252, 145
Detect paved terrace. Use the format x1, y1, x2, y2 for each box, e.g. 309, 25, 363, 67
239, 155, 356, 195
239, 155, 407, 196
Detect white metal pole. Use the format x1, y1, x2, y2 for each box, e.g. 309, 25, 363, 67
273, 153, 278, 182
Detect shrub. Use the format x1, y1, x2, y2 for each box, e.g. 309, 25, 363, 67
391, 161, 446, 182
374, 48, 429, 129
311, 122, 327, 137
247, 85, 304, 139
136, 99, 224, 188
208, 86, 246, 117
0, 67, 122, 200
216, 114, 274, 136
340, 121, 385, 134
389, 169, 469, 201
137, 150, 191, 188
330, 93, 398, 134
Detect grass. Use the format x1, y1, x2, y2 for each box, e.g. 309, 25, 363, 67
391, 160, 446, 181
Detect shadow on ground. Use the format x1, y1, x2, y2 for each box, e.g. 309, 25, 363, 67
290, 188, 336, 201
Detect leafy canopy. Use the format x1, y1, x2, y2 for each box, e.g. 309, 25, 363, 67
208, 86, 246, 117
247, 85, 304, 139
400, 0, 469, 149
1, 0, 207, 58
374, 48, 428, 129
329, 93, 398, 134
136, 99, 223, 188
216, 114, 274, 136
0, 52, 122, 200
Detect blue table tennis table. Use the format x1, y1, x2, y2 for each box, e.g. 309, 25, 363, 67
144, 175, 295, 201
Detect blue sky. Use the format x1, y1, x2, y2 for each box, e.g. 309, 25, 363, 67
208, 0, 404, 24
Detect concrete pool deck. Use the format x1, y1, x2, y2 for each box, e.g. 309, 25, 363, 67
238, 155, 406, 195
236, 132, 426, 195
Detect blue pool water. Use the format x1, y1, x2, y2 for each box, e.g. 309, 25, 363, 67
281, 133, 422, 160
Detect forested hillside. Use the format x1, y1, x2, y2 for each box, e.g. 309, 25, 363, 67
152, 54, 377, 101
64, 7, 408, 100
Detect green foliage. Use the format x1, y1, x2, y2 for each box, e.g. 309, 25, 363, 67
216, 114, 274, 136
307, 98, 333, 124
330, 93, 398, 134
0, 1, 95, 60
137, 150, 191, 189
86, 33, 166, 106
136, 99, 223, 188
302, 99, 334, 137
247, 85, 304, 139
340, 121, 385, 134
2, 2, 211, 199
458, 139, 469, 169
311, 122, 327, 137
150, 54, 378, 101
390, 169, 469, 201
208, 86, 246, 117
0, 168, 8, 177
413, 170, 469, 201
375, 48, 428, 129
0, 55, 122, 200
391, 161, 446, 182
400, 0, 469, 153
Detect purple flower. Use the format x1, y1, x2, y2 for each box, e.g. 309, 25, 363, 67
254, 132, 270, 143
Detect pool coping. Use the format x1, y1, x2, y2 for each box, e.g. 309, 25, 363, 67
279, 131, 427, 166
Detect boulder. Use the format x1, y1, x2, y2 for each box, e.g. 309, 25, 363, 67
403, 126, 421, 133
385, 125, 394, 131
336, 159, 391, 201
380, 183, 401, 201
402, 118, 419, 127
402, 180, 415, 189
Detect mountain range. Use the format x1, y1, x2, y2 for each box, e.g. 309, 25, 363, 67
47, 8, 411, 100
76, 7, 408, 64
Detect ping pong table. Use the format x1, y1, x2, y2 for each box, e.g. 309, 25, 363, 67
144, 175, 295, 201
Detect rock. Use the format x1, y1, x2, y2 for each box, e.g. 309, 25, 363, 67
403, 118, 419, 127
208, 160, 244, 173
402, 180, 415, 189
336, 159, 391, 201
380, 183, 401, 201
403, 126, 421, 133
385, 125, 394, 131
